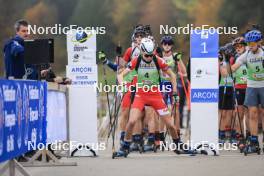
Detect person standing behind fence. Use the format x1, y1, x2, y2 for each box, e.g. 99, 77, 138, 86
3, 19, 30, 79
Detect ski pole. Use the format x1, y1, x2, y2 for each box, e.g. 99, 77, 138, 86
227, 60, 244, 138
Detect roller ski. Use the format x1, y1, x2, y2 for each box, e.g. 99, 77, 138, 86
243, 139, 261, 156
112, 141, 130, 159
173, 140, 197, 156
174, 147, 197, 156
112, 149, 129, 159
195, 144, 218, 156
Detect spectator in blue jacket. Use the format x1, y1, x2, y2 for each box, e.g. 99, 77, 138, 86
3, 19, 29, 79
3, 19, 47, 80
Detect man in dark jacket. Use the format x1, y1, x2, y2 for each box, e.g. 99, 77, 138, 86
3, 20, 30, 79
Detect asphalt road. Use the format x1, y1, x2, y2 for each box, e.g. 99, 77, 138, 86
2, 148, 264, 176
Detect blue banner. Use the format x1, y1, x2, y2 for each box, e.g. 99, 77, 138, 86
191, 89, 218, 103
0, 80, 47, 163
190, 30, 219, 58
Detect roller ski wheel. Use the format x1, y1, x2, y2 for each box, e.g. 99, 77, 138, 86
112, 150, 128, 159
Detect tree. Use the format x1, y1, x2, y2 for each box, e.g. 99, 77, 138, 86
110, 0, 140, 48
70, 0, 115, 57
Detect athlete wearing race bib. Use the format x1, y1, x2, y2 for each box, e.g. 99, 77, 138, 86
157, 35, 187, 145
116, 38, 193, 157
119, 25, 145, 149
219, 43, 236, 144
127, 53, 169, 111
231, 37, 249, 148
98, 25, 146, 152
231, 30, 264, 154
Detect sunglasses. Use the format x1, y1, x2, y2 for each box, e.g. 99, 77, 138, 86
247, 42, 258, 47
135, 33, 144, 38
144, 54, 153, 58
163, 43, 173, 46
235, 44, 245, 49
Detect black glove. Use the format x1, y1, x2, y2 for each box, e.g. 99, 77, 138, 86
172, 92, 179, 103
116, 45, 122, 56
218, 52, 224, 62
98, 51, 107, 64
225, 55, 231, 63
224, 43, 236, 58
173, 52, 182, 62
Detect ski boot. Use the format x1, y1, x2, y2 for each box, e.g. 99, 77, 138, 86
159, 132, 167, 151
236, 134, 246, 153
112, 141, 130, 159
112, 150, 128, 159
243, 137, 261, 156
218, 130, 226, 145
130, 143, 139, 152
143, 142, 157, 153
245, 131, 251, 140
119, 131, 126, 145
130, 134, 144, 153
143, 134, 157, 153
229, 130, 238, 144
218, 137, 226, 145
154, 132, 161, 150
173, 139, 197, 156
